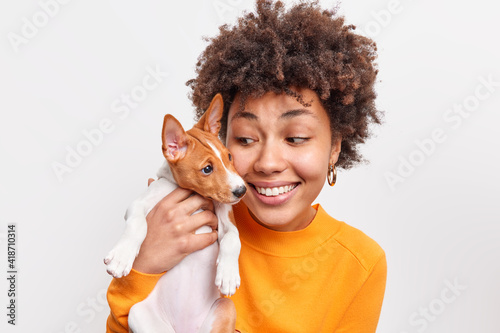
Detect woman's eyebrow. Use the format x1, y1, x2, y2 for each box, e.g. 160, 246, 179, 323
231, 108, 315, 122
230, 111, 258, 122
280, 109, 315, 119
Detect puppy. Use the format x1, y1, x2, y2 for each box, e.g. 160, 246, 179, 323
104, 94, 246, 332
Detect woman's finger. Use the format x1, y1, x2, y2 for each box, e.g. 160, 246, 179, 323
184, 231, 218, 254
181, 194, 215, 216
188, 209, 219, 232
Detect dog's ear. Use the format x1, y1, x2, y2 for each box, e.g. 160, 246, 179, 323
195, 93, 223, 135
162, 115, 189, 162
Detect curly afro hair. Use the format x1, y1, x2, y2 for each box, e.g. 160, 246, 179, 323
186, 0, 382, 169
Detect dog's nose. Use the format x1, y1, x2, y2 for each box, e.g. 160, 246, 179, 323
232, 185, 247, 198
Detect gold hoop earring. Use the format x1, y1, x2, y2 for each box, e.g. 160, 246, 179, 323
327, 164, 337, 186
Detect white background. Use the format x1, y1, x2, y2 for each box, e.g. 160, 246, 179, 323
1, 0, 499, 332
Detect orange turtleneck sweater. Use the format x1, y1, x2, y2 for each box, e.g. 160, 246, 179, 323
106, 203, 387, 332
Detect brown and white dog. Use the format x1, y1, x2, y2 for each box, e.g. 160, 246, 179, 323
104, 94, 246, 332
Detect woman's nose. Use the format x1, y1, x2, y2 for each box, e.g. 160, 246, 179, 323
253, 141, 287, 175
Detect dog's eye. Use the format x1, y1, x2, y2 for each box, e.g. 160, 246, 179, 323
201, 165, 213, 175
228, 153, 232, 161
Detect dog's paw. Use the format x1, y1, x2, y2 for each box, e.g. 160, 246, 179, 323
104, 239, 141, 278
215, 258, 240, 296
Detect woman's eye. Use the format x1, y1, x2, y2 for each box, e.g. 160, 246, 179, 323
286, 137, 309, 144
237, 137, 254, 145
201, 165, 213, 175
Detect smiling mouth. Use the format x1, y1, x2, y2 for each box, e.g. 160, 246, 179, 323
251, 183, 299, 197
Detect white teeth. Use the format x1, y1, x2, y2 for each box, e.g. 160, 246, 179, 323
255, 184, 297, 197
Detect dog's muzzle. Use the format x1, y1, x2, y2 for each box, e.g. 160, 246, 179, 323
232, 185, 247, 198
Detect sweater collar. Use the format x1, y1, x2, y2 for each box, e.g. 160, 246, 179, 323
233, 201, 341, 257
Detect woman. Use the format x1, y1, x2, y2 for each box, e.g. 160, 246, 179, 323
107, 1, 386, 332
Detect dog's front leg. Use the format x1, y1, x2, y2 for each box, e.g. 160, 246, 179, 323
104, 178, 176, 278
104, 200, 149, 278
214, 203, 241, 296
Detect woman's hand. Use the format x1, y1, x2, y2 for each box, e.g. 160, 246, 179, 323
132, 179, 219, 274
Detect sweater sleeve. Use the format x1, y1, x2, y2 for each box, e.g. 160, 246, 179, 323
106, 269, 164, 333
335, 252, 387, 333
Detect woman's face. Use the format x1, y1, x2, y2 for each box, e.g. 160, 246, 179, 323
226, 88, 341, 231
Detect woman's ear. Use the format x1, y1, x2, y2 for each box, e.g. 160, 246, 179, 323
329, 138, 342, 166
